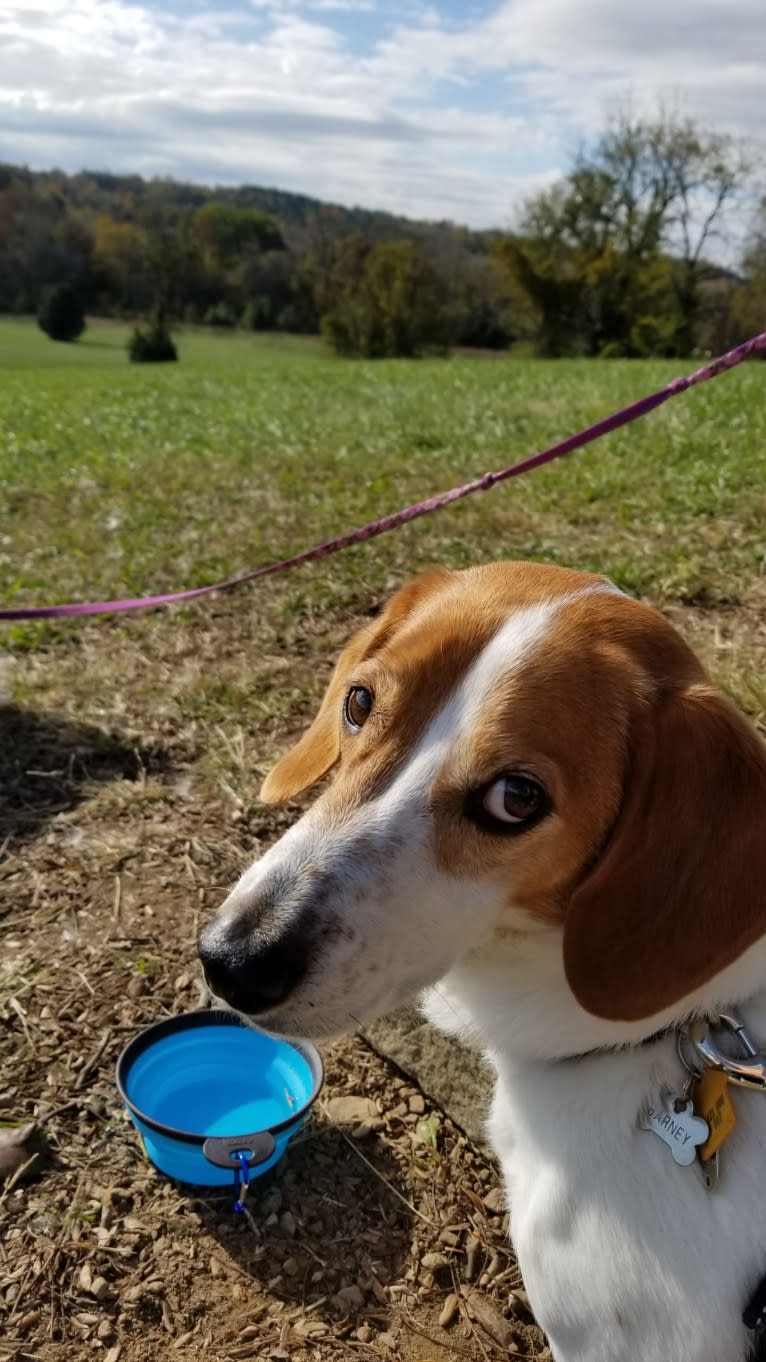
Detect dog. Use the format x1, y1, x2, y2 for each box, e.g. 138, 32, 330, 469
199, 561, 766, 1362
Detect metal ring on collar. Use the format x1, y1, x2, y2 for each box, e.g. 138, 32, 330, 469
686, 1014, 766, 1092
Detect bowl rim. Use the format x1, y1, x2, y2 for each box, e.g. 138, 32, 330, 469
115, 1008, 323, 1147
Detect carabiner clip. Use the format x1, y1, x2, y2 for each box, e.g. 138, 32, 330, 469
687, 1013, 766, 1092
233, 1150, 250, 1213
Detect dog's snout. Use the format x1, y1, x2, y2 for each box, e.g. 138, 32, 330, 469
197, 915, 312, 1018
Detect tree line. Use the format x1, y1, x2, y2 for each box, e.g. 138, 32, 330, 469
2, 111, 763, 359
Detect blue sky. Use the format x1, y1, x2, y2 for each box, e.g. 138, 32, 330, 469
1, 0, 764, 227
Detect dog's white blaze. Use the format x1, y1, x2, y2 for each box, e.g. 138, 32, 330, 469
455, 600, 564, 740
364, 601, 560, 826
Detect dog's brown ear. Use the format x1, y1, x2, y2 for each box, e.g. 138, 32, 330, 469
260, 569, 452, 804
564, 685, 766, 1022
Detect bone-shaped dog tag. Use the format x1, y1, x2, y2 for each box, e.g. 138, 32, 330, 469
639, 1091, 709, 1166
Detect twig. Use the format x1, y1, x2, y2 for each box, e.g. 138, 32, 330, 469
8, 997, 33, 1048
0, 1153, 40, 1203
337, 1128, 438, 1227
112, 874, 122, 925
74, 1028, 112, 1090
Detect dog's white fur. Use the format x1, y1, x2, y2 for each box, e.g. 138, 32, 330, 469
202, 562, 766, 1362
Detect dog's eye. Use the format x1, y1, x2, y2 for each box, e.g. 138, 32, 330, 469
344, 686, 373, 731
480, 775, 548, 828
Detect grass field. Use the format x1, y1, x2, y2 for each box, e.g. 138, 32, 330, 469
1, 316, 765, 1362
2, 317, 765, 621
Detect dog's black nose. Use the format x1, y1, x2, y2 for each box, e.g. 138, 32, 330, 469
197, 918, 310, 1016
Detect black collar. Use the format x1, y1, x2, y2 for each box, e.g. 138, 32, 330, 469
559, 1023, 676, 1064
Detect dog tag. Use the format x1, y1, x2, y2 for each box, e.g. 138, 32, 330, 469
694, 1070, 737, 1161
639, 1091, 709, 1166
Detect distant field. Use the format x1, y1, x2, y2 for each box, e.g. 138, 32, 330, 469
1, 315, 764, 684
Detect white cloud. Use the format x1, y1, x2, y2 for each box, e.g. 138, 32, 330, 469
0, 0, 763, 229
249, 0, 377, 10
481, 0, 766, 138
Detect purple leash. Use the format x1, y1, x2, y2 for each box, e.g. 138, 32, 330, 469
2, 330, 764, 623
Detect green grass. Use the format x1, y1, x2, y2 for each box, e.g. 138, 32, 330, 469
1, 316, 764, 644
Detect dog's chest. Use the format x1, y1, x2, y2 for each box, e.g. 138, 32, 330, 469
489, 1052, 760, 1362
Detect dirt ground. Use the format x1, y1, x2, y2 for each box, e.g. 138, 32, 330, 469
1, 584, 764, 1362
0, 590, 554, 1362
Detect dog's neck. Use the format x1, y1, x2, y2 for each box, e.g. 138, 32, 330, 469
422, 923, 766, 1066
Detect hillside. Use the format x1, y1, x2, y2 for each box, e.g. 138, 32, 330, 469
0, 162, 495, 251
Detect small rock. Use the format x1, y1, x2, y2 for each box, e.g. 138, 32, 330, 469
390, 1102, 408, 1119
78, 1262, 93, 1293
127, 976, 147, 999
324, 1096, 378, 1125
351, 1122, 372, 1140
283, 1257, 299, 1277
279, 1211, 296, 1236
97, 1320, 115, 1342
105, 1346, 122, 1362
209, 1257, 224, 1277
356, 1325, 373, 1343
467, 1291, 516, 1350
408, 1094, 425, 1114
293, 1318, 317, 1338
438, 1293, 459, 1329
483, 1186, 506, 1214
421, 1252, 449, 1272
508, 1288, 533, 1316
378, 1332, 396, 1349
89, 1276, 110, 1302
0, 1122, 39, 1180
336, 1284, 364, 1308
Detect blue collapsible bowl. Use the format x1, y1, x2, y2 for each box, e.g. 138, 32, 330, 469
115, 1009, 323, 1187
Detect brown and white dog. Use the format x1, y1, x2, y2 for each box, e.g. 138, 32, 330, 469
199, 561, 766, 1362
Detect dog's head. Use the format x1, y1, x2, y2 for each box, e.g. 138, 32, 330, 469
198, 561, 766, 1043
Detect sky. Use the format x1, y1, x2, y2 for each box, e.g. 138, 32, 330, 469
1, 0, 764, 229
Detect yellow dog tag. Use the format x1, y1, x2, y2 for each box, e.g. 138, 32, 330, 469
694, 1070, 737, 1161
